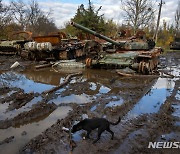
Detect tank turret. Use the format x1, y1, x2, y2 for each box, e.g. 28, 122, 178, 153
71, 22, 153, 51
71, 22, 123, 47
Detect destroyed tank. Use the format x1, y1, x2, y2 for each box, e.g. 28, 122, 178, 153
0, 39, 55, 60
0, 40, 27, 55
71, 22, 162, 74
0, 31, 85, 61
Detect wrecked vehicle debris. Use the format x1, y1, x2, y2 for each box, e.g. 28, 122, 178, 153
0, 31, 85, 61
71, 22, 162, 74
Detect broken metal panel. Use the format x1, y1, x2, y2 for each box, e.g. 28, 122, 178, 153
33, 32, 67, 46
55, 61, 85, 68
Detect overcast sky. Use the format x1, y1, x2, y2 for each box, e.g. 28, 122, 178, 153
4, 0, 179, 28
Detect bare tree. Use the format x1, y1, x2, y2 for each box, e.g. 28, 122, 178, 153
26, 0, 57, 35
0, 0, 12, 29
32, 13, 58, 35
26, 0, 43, 30
9, 0, 58, 35
175, 0, 180, 36
121, 0, 155, 34
10, 0, 27, 30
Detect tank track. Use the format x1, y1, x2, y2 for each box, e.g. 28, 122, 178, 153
0, 46, 18, 55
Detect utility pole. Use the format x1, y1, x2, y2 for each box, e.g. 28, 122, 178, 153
153, 0, 165, 44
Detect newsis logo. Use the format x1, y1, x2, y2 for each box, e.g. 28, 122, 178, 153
148, 142, 180, 149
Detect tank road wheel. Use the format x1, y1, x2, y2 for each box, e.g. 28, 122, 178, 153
138, 61, 152, 74
86, 58, 92, 67
138, 61, 143, 73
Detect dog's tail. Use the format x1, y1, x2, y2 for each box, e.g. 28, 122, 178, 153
109, 117, 121, 125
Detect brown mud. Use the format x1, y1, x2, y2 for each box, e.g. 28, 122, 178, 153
0, 51, 179, 154
0, 102, 57, 129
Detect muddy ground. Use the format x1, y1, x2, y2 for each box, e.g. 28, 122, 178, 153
0, 51, 179, 154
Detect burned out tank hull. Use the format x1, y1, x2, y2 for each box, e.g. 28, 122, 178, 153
71, 22, 162, 74
0, 35, 85, 61
85, 48, 162, 74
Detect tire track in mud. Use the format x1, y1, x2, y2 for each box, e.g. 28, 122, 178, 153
134, 79, 180, 154
0, 102, 57, 129
19, 77, 158, 154
20, 104, 90, 154
73, 80, 179, 154
20, 52, 180, 154
17, 74, 159, 153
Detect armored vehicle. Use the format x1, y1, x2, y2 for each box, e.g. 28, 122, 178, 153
71, 22, 162, 74
0, 31, 85, 60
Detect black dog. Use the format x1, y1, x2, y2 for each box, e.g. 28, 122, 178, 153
71, 117, 120, 143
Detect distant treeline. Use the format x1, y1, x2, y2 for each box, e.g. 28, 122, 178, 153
0, 0, 179, 49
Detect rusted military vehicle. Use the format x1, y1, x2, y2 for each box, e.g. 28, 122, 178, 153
0, 31, 85, 60
71, 22, 162, 74
0, 40, 26, 55
32, 32, 85, 60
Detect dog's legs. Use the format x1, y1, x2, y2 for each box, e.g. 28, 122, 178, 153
86, 130, 91, 139
93, 128, 104, 143
106, 127, 114, 140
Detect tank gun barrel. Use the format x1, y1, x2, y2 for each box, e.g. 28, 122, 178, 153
71, 22, 122, 46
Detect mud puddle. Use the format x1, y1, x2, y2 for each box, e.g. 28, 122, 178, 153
0, 106, 72, 154
105, 99, 124, 108
0, 96, 42, 121
0, 72, 55, 93
22, 67, 69, 86
49, 93, 92, 105
126, 69, 179, 119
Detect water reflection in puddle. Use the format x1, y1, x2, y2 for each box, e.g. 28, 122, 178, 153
172, 104, 180, 118
72, 130, 85, 142
49, 93, 92, 105
0, 72, 54, 93
90, 104, 98, 111
0, 106, 72, 154
166, 67, 180, 78
0, 96, 42, 121
127, 78, 175, 119
90, 82, 97, 91
175, 90, 180, 100
105, 99, 124, 108
99, 85, 111, 94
